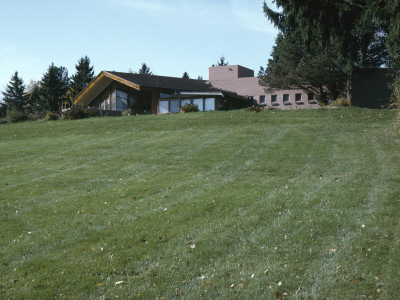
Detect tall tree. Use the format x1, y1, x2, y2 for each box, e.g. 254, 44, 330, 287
261, 1, 396, 102
216, 55, 229, 66
70, 56, 95, 99
138, 63, 153, 75
259, 33, 346, 102
38, 63, 69, 111
1, 71, 26, 111
182, 72, 190, 79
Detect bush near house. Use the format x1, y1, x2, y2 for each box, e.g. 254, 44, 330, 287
246, 105, 262, 112
180, 103, 199, 113
45, 112, 59, 121
331, 97, 351, 107
4, 109, 28, 123
62, 106, 100, 120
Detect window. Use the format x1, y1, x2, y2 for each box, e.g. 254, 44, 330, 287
295, 93, 302, 102
159, 100, 169, 114
104, 95, 110, 110
260, 95, 265, 104
204, 98, 215, 111
160, 92, 172, 98
116, 90, 128, 111
170, 100, 180, 113
308, 93, 314, 101
181, 99, 191, 106
283, 94, 290, 102
271, 95, 277, 103
193, 98, 203, 111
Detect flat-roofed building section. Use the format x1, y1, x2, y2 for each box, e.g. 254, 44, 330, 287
209, 65, 320, 109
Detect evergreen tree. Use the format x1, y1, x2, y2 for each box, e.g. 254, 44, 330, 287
38, 63, 69, 111
197, 76, 203, 80
216, 55, 228, 66
261, 1, 397, 101
138, 63, 153, 75
259, 32, 346, 103
1, 71, 26, 111
70, 56, 95, 99
182, 72, 190, 79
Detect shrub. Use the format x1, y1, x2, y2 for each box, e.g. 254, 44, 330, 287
180, 103, 199, 113
332, 97, 351, 107
5, 109, 28, 123
86, 108, 100, 118
45, 112, 59, 121
246, 105, 262, 112
122, 108, 132, 116
62, 106, 100, 120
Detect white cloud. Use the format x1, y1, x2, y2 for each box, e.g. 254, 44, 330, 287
230, 0, 278, 35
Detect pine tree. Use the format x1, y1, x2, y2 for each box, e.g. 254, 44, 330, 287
70, 56, 95, 99
138, 63, 153, 75
182, 72, 190, 79
38, 63, 69, 112
1, 71, 26, 111
261, 1, 397, 102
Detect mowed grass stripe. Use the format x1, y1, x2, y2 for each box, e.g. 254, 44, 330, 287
0, 108, 399, 299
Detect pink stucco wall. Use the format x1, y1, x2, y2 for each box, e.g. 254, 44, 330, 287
209, 65, 320, 109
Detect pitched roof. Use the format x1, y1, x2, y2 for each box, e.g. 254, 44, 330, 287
73, 71, 242, 107
107, 71, 221, 92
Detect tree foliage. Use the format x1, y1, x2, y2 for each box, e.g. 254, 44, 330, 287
182, 72, 190, 79
1, 71, 26, 112
138, 63, 153, 75
38, 63, 69, 112
25, 80, 41, 113
216, 55, 229, 66
70, 56, 95, 99
261, 0, 400, 102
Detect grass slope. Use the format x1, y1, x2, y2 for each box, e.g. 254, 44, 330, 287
0, 108, 399, 299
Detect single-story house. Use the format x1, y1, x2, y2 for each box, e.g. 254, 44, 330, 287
72, 71, 251, 114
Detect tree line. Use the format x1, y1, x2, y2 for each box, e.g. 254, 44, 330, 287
0, 56, 95, 118
259, 1, 400, 105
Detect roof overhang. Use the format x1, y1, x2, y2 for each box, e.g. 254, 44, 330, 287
173, 91, 224, 97
73, 71, 141, 106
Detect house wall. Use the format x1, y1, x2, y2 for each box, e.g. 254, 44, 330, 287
209, 65, 320, 109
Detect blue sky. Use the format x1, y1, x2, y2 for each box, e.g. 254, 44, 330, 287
0, 0, 278, 93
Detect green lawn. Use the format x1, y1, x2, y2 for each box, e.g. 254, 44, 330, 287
1, 108, 399, 299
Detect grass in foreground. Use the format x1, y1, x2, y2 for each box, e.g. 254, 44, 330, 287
0, 108, 399, 299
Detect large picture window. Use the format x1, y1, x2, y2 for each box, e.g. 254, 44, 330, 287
193, 99, 203, 111
170, 100, 180, 113
204, 98, 215, 111
159, 100, 169, 114
181, 99, 191, 106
